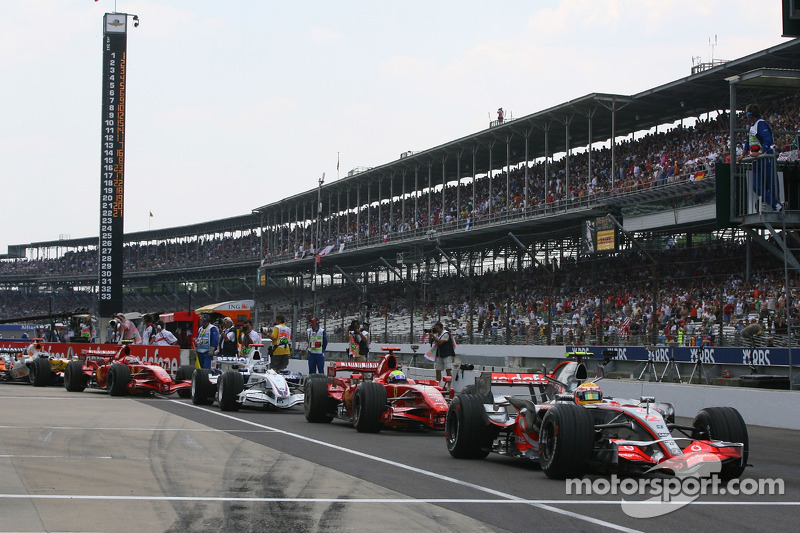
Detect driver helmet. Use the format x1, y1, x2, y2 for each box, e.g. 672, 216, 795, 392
387, 370, 407, 383
574, 381, 602, 405
122, 355, 140, 365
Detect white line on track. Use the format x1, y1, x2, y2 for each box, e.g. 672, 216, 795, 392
0, 495, 795, 506
170, 400, 642, 533
0, 425, 276, 433
0, 455, 113, 459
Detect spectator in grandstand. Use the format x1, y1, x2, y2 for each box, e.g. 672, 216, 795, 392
430, 321, 455, 384
306, 317, 327, 374
742, 103, 781, 212
269, 315, 292, 370
194, 314, 219, 369
150, 321, 179, 346
497, 107, 504, 124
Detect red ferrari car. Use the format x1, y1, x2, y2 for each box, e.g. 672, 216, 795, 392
64, 345, 193, 398
304, 347, 450, 432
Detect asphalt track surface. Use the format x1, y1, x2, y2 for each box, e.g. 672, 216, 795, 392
0, 383, 798, 533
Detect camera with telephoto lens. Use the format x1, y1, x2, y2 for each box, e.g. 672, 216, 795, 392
109, 319, 117, 328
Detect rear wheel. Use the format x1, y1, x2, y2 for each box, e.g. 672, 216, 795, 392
108, 364, 130, 396
304, 376, 334, 423
692, 406, 749, 480
30, 357, 51, 387
539, 403, 595, 479
191, 369, 214, 405
64, 360, 86, 392
218, 371, 244, 411
175, 365, 195, 383
446, 393, 492, 459
353, 382, 386, 433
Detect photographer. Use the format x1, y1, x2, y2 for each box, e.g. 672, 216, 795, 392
347, 319, 368, 362
430, 321, 455, 384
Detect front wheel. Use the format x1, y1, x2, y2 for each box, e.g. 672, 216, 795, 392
64, 360, 86, 392
30, 357, 51, 387
692, 406, 749, 480
539, 403, 595, 479
108, 364, 131, 396
304, 375, 334, 423
352, 382, 386, 433
218, 371, 244, 411
191, 368, 214, 405
445, 394, 491, 459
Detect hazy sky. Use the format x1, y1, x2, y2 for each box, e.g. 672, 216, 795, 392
0, 0, 788, 254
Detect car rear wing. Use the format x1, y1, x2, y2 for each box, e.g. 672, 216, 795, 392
488, 372, 549, 386
328, 361, 381, 376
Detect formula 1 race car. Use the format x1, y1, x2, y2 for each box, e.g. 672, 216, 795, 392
190, 345, 305, 411
445, 359, 748, 480
304, 347, 450, 432
63, 345, 193, 397
0, 341, 71, 387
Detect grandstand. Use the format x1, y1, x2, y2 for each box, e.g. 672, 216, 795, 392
2, 39, 800, 358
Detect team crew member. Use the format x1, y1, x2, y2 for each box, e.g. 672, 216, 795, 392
219, 317, 239, 357
150, 321, 179, 346
306, 318, 327, 374
430, 321, 455, 384
269, 315, 292, 370
141, 314, 156, 345
194, 314, 219, 369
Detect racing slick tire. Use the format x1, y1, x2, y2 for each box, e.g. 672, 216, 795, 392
352, 381, 387, 433
445, 393, 492, 459
539, 403, 595, 479
30, 357, 51, 387
64, 360, 86, 392
176, 365, 195, 383
191, 368, 214, 405
108, 363, 131, 396
218, 370, 244, 412
175, 365, 195, 399
304, 375, 334, 423
692, 406, 749, 480
460, 384, 493, 404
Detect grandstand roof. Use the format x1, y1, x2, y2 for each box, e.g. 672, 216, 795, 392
254, 37, 800, 218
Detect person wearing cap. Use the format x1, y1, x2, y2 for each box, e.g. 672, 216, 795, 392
194, 314, 219, 369
116, 313, 142, 345
269, 315, 292, 370
306, 318, 328, 374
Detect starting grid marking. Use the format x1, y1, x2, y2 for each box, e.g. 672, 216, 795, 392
0, 495, 796, 506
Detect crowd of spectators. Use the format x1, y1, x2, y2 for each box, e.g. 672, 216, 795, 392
1, 97, 797, 278
1, 98, 799, 352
